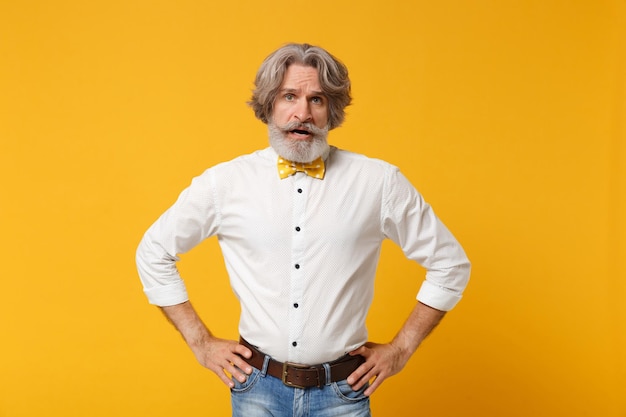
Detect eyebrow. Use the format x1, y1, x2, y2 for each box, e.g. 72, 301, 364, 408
280, 88, 326, 97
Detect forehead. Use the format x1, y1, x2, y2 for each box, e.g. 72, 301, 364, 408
281, 64, 321, 89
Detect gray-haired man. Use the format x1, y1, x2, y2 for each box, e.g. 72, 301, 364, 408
136, 43, 470, 416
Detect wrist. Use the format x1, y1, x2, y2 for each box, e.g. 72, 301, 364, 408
390, 335, 418, 362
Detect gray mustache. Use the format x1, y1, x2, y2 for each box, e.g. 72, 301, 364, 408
280, 121, 327, 136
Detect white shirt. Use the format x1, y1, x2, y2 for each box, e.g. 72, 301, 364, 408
136, 146, 470, 364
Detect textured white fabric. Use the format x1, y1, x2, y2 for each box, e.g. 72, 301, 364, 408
136, 146, 470, 364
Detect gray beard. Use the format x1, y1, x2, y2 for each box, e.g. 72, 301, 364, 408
268, 121, 329, 163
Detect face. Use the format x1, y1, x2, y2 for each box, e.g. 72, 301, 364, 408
268, 64, 330, 162
272, 64, 329, 132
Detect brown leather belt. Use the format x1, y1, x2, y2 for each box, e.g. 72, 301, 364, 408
239, 338, 364, 389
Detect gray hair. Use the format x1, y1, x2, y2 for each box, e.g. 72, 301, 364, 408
249, 43, 352, 130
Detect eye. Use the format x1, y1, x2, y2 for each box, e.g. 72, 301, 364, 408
285, 93, 295, 101
311, 96, 324, 105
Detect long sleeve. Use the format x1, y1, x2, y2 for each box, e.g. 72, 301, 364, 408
382, 167, 471, 311
136, 169, 219, 306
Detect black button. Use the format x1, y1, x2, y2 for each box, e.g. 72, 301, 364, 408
293, 303, 299, 308
295, 226, 301, 232
295, 264, 300, 269
292, 341, 297, 347
297, 188, 303, 193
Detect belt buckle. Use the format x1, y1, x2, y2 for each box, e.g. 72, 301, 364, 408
282, 362, 311, 389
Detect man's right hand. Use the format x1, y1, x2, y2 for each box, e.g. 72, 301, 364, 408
160, 301, 253, 388
193, 336, 253, 388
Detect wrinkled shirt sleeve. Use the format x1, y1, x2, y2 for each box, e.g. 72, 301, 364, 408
382, 167, 471, 311
136, 170, 219, 306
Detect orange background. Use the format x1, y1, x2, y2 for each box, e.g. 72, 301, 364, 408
1, 1, 624, 416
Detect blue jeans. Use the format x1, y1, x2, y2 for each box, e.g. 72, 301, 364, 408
231, 356, 371, 417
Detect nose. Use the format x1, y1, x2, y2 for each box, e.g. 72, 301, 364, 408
293, 99, 312, 122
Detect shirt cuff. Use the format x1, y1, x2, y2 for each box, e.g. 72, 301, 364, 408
416, 280, 463, 311
143, 281, 189, 307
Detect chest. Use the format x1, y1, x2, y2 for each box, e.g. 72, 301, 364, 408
216, 172, 384, 251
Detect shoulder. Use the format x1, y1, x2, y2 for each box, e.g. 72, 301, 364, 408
329, 147, 420, 198
196, 148, 275, 178
215, 147, 275, 169
328, 146, 400, 175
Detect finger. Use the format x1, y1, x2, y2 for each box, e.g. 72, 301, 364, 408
363, 374, 384, 397
348, 346, 364, 356
218, 370, 236, 388
347, 361, 375, 390
348, 345, 370, 357
207, 352, 250, 384
205, 360, 238, 388
220, 351, 253, 383
230, 346, 253, 374
346, 364, 364, 385
233, 343, 252, 360
224, 362, 249, 383
228, 358, 253, 379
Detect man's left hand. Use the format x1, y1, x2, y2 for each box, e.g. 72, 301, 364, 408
346, 302, 447, 396
346, 341, 411, 396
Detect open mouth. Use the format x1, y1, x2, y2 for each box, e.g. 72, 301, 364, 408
291, 129, 310, 135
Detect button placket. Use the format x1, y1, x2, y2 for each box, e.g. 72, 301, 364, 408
288, 174, 309, 357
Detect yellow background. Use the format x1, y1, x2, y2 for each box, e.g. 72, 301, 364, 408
1, 1, 624, 416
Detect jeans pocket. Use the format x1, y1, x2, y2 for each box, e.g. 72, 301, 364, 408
331, 379, 370, 403
230, 367, 261, 393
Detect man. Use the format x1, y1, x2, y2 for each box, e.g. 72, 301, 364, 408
136, 43, 470, 417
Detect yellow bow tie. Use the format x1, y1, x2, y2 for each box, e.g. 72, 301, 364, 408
277, 156, 325, 180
